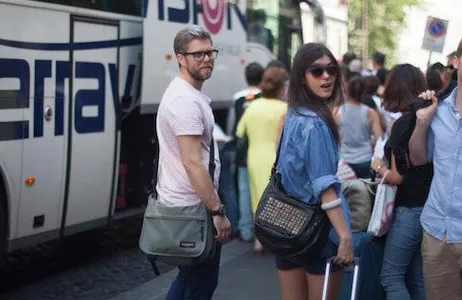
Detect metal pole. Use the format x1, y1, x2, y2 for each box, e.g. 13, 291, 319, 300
361, 0, 369, 69
427, 51, 433, 69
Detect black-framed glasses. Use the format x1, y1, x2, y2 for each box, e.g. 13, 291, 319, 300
182, 49, 219, 61
306, 65, 338, 78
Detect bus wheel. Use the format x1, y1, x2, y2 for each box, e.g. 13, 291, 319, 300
0, 199, 5, 257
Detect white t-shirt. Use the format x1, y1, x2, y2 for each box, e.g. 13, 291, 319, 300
156, 77, 221, 206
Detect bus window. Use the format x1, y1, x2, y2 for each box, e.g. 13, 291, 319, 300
30, 0, 142, 16
247, 0, 302, 69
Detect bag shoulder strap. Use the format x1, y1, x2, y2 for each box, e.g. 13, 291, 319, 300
271, 128, 284, 176
153, 130, 215, 197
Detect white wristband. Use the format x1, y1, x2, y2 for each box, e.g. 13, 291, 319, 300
321, 198, 342, 211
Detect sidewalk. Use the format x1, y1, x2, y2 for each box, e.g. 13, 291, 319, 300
110, 240, 280, 300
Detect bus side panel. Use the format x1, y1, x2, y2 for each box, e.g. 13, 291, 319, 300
64, 19, 118, 228
0, 4, 69, 240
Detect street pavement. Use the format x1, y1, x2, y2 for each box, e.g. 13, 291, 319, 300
110, 239, 281, 300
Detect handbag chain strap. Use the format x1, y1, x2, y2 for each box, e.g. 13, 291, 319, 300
153, 128, 215, 197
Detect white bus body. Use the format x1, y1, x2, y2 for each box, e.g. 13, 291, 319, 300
0, 0, 304, 254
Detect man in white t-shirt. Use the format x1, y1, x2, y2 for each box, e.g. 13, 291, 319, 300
156, 25, 231, 300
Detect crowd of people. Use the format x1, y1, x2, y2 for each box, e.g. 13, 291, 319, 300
151, 24, 462, 300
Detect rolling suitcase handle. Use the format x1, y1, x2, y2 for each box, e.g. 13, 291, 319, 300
321, 257, 360, 300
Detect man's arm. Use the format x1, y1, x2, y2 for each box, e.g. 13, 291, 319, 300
177, 135, 221, 211
409, 118, 431, 166
409, 91, 438, 166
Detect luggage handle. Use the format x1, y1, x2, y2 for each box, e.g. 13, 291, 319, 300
321, 257, 360, 300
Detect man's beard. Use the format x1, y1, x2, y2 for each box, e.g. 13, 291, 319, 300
187, 65, 213, 82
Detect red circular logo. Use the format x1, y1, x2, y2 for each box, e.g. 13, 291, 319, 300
201, 0, 225, 35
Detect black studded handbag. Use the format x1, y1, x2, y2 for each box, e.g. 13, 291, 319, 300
254, 130, 330, 262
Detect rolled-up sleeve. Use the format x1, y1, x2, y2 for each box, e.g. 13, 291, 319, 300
305, 125, 341, 200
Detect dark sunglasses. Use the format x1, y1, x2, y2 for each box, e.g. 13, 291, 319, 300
307, 65, 338, 78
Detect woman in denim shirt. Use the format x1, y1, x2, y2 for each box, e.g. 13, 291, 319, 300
275, 43, 353, 300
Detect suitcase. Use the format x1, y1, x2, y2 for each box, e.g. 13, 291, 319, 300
322, 257, 360, 300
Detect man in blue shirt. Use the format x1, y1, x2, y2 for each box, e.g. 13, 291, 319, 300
409, 39, 462, 300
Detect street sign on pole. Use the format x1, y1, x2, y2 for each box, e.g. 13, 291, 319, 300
422, 16, 448, 53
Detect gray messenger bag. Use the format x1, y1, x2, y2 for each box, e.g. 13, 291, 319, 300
139, 135, 217, 275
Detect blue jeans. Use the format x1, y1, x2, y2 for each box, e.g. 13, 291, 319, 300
380, 206, 426, 300
218, 144, 238, 231
166, 244, 222, 300
237, 166, 253, 241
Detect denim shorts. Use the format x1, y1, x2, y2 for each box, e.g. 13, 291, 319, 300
275, 239, 342, 275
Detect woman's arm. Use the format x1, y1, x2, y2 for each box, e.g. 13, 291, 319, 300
368, 108, 384, 145
371, 154, 404, 185
321, 187, 350, 241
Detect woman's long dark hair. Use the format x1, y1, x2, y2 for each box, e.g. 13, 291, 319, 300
288, 43, 344, 143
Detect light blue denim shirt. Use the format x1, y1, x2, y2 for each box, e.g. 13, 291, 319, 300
421, 87, 462, 243
276, 107, 351, 244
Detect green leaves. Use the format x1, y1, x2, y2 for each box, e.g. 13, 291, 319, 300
348, 0, 422, 66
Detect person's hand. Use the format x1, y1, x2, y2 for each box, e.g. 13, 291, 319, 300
212, 215, 231, 243
334, 235, 353, 267
416, 90, 438, 121
371, 158, 385, 173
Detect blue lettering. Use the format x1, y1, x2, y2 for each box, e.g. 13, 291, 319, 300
168, 0, 190, 24
74, 62, 105, 134
0, 59, 136, 140
55, 61, 69, 136
34, 60, 52, 137
0, 58, 30, 108
0, 59, 30, 141
158, 0, 246, 29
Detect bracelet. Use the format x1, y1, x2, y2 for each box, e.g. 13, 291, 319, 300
321, 198, 342, 211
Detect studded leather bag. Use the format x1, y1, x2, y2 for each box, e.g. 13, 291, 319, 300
254, 130, 330, 262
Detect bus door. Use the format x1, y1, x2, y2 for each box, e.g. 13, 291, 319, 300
63, 16, 119, 233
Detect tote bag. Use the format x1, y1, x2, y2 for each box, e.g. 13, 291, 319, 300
367, 171, 397, 237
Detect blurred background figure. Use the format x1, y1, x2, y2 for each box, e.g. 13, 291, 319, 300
446, 51, 458, 82
372, 51, 387, 75
335, 76, 382, 179
236, 67, 288, 252
232, 62, 264, 242
247, 9, 274, 52
348, 58, 362, 78
426, 68, 444, 93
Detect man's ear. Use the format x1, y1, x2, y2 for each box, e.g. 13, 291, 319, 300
453, 56, 459, 70
177, 53, 185, 68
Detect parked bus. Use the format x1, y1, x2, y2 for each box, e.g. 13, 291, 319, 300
0, 0, 305, 255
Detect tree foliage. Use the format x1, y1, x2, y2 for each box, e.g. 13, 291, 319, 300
348, 0, 421, 66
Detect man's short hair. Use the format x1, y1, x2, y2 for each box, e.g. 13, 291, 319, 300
457, 39, 462, 58
447, 51, 457, 58
266, 59, 285, 70
173, 26, 212, 55
245, 62, 265, 86
342, 51, 357, 66
372, 51, 386, 66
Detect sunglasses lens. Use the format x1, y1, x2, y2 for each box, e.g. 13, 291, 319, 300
310, 68, 324, 78
326, 66, 338, 76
